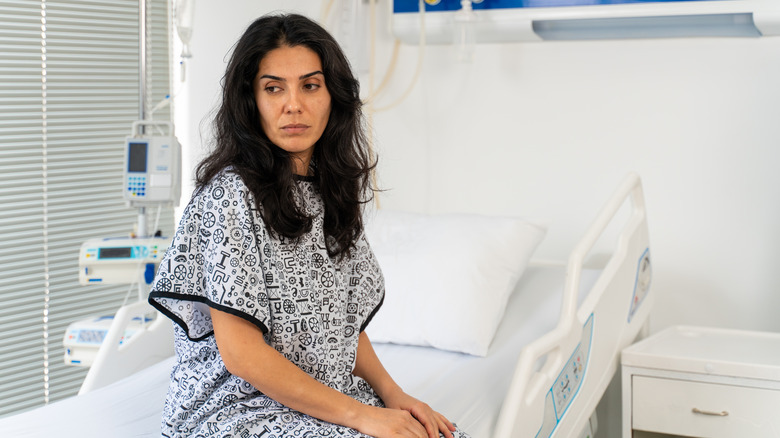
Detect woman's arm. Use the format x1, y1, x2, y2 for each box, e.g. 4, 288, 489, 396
352, 331, 456, 438
210, 307, 429, 438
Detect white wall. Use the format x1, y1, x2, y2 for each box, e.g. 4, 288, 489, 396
178, 1, 780, 336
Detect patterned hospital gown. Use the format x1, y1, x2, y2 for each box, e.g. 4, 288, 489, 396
149, 170, 469, 438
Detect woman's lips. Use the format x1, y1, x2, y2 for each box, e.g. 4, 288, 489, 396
282, 124, 308, 134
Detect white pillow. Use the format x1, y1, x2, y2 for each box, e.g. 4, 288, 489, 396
364, 210, 546, 356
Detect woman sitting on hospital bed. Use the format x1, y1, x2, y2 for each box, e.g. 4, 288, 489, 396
147, 13, 468, 438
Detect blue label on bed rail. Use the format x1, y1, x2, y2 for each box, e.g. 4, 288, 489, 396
628, 248, 651, 322
536, 313, 594, 438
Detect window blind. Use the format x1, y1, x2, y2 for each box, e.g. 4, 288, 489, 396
0, 1, 47, 416
0, 0, 174, 417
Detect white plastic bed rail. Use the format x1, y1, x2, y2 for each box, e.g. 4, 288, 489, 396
79, 300, 174, 395
494, 172, 652, 438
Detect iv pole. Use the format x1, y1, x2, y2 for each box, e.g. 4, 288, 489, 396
137, 0, 148, 238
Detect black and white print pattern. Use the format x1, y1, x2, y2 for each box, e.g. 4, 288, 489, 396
149, 170, 470, 437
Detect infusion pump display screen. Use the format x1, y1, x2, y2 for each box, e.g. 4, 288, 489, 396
127, 142, 148, 172
98, 247, 132, 259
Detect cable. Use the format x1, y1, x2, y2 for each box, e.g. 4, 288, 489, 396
364, 0, 380, 209
371, 0, 426, 113
320, 0, 336, 25
369, 39, 401, 102
362, 0, 428, 209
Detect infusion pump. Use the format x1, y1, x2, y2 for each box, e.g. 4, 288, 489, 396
124, 121, 181, 208
79, 236, 169, 285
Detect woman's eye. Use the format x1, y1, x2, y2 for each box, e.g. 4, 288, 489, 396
265, 85, 281, 93
304, 83, 320, 91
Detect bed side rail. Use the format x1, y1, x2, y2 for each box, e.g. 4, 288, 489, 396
493, 172, 652, 438
79, 300, 174, 395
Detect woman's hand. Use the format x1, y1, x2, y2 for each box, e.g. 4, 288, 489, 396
381, 391, 456, 438
352, 332, 457, 438
356, 405, 430, 438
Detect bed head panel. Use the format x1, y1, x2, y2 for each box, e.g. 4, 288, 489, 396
493, 173, 652, 438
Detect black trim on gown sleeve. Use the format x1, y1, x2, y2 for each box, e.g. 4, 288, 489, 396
149, 291, 269, 342
359, 291, 384, 333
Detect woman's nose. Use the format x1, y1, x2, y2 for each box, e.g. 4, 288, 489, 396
285, 90, 302, 114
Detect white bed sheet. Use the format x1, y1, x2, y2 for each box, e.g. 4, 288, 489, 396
0, 265, 599, 438
374, 265, 600, 438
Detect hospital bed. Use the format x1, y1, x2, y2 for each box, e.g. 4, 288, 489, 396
0, 173, 652, 438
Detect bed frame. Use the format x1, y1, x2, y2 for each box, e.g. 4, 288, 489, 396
78, 173, 652, 437
494, 172, 653, 437
79, 297, 174, 394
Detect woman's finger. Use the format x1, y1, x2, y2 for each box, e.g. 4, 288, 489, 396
437, 411, 456, 433
423, 415, 438, 438
435, 413, 455, 438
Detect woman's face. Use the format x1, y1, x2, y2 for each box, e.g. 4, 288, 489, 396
254, 45, 332, 175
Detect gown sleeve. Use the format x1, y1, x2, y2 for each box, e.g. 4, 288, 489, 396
353, 235, 386, 334
149, 172, 271, 341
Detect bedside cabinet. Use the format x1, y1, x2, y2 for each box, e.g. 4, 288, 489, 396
621, 325, 780, 438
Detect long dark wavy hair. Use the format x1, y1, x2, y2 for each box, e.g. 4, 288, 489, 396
195, 13, 376, 260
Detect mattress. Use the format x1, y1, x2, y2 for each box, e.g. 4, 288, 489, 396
0, 265, 599, 438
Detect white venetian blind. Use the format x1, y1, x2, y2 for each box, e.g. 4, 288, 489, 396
0, 0, 174, 417
0, 0, 47, 417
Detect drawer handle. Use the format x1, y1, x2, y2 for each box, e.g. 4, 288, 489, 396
692, 408, 729, 417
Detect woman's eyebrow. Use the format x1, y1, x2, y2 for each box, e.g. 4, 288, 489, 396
259, 74, 285, 82
300, 70, 324, 80
259, 71, 324, 82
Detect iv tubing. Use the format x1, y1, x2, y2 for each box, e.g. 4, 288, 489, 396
372, 0, 426, 112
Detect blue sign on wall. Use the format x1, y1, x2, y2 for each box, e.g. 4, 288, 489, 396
394, 0, 722, 14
